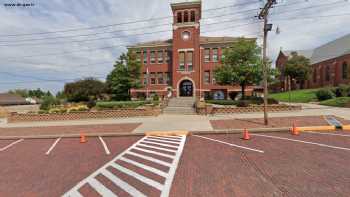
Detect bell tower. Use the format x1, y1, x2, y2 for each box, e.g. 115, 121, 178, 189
170, 0, 202, 97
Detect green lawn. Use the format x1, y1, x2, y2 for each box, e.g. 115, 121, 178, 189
319, 97, 350, 107
269, 89, 319, 103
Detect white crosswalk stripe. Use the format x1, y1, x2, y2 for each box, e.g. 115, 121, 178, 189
63, 135, 187, 197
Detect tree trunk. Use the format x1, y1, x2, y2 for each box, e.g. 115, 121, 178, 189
241, 83, 246, 100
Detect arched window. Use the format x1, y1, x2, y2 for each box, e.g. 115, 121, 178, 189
177, 12, 182, 23
342, 62, 348, 79
325, 66, 330, 81
184, 11, 189, 22
190, 10, 195, 22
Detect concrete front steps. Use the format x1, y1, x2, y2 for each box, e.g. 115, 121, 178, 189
163, 97, 196, 115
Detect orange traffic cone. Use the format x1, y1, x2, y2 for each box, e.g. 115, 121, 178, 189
291, 123, 300, 135
80, 133, 87, 143
242, 128, 250, 140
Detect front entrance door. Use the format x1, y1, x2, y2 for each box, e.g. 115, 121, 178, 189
179, 80, 193, 97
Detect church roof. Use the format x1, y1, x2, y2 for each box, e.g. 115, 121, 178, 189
281, 33, 350, 64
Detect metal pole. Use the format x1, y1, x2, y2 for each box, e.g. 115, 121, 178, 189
262, 15, 269, 125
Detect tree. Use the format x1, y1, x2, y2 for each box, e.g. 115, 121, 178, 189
64, 77, 106, 102
284, 52, 311, 89
106, 51, 142, 101
214, 38, 267, 99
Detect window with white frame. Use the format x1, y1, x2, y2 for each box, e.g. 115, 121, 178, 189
212, 48, 218, 62
204, 48, 210, 62
179, 52, 185, 70
204, 71, 210, 84
187, 51, 193, 71
150, 51, 156, 64
157, 50, 163, 64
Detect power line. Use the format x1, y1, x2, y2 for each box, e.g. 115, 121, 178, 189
0, 1, 261, 38
1, 21, 263, 61
0, 17, 261, 47
0, 0, 323, 43
0, 8, 261, 44
272, 0, 349, 16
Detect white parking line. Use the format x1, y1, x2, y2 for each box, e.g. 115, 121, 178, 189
251, 133, 350, 151
193, 135, 264, 153
99, 136, 111, 155
0, 139, 24, 152
45, 138, 61, 155
305, 131, 350, 137
63, 135, 187, 197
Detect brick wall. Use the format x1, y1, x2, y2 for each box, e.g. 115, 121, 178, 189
196, 104, 301, 115
8, 108, 161, 123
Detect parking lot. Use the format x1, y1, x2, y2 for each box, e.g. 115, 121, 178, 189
1, 130, 350, 197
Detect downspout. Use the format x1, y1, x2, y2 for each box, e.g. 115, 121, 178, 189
199, 47, 202, 100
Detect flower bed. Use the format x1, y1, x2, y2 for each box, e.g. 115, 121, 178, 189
196, 103, 301, 115
8, 107, 161, 123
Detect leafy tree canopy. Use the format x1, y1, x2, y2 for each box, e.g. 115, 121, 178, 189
8, 88, 50, 98
284, 51, 311, 83
106, 51, 142, 101
214, 38, 275, 99
64, 77, 106, 102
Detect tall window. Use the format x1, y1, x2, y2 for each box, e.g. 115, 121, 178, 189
157, 72, 164, 84
150, 72, 156, 84
165, 72, 171, 85
150, 51, 156, 64
187, 51, 193, 71
204, 71, 210, 84
204, 48, 210, 62
157, 50, 163, 64
190, 10, 195, 22
184, 11, 189, 22
325, 66, 330, 81
212, 48, 218, 62
313, 68, 317, 83
143, 72, 148, 85
177, 12, 182, 23
165, 50, 171, 63
179, 52, 185, 70
143, 50, 147, 64
342, 62, 348, 79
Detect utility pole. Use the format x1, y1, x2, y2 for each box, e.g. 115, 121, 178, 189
258, 0, 276, 125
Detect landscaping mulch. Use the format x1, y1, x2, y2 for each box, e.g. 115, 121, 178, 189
0, 123, 141, 137
210, 116, 346, 130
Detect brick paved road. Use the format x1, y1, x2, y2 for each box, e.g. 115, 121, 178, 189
1, 131, 350, 196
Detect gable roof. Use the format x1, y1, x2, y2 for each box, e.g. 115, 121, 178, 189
282, 49, 314, 59
281, 33, 350, 64
0, 93, 28, 106
310, 34, 350, 64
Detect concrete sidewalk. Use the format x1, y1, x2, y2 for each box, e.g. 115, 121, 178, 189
1, 103, 350, 133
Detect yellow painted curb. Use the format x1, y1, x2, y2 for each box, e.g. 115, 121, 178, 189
342, 125, 350, 131
145, 130, 190, 137
297, 126, 336, 132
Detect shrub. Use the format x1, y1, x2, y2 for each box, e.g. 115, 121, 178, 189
96, 101, 154, 109
206, 100, 238, 106
87, 100, 96, 109
237, 100, 250, 107
337, 84, 350, 97
267, 98, 279, 104
153, 94, 159, 101
316, 88, 335, 101
40, 96, 60, 110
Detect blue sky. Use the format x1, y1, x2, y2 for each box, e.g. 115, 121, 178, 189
0, 0, 350, 93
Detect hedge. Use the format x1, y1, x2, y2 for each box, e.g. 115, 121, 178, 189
96, 101, 159, 109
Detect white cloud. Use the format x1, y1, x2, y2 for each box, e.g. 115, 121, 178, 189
0, 0, 349, 92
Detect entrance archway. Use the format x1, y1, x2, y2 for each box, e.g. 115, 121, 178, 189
179, 80, 193, 97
